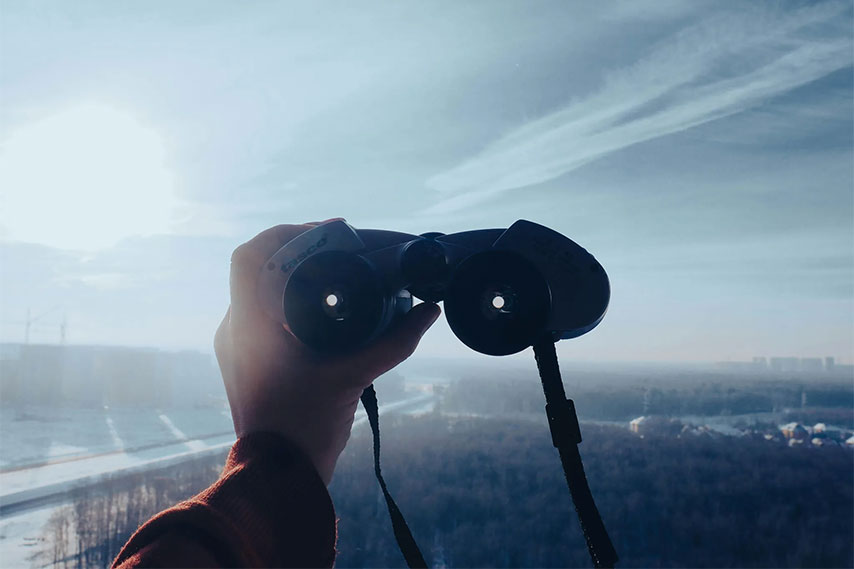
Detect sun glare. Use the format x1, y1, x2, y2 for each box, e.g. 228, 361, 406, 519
0, 104, 178, 251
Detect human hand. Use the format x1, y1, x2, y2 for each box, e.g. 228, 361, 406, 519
214, 221, 440, 485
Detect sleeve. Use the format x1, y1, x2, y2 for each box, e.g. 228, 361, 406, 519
111, 432, 337, 568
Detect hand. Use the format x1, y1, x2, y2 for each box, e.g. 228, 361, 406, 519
214, 221, 441, 485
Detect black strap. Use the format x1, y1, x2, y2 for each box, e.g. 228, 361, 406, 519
534, 336, 619, 569
362, 339, 617, 569
360, 385, 428, 569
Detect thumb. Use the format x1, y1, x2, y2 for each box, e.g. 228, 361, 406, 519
343, 302, 441, 384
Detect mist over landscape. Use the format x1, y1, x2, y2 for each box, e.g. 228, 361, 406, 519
1, 345, 852, 567
1, 1, 852, 568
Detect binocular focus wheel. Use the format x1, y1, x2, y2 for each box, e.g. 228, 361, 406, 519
284, 251, 387, 352
445, 250, 551, 356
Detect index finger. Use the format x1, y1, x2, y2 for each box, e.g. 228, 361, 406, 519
232, 218, 346, 274
229, 223, 314, 317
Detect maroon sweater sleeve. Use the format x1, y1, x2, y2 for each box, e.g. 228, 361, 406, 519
111, 432, 337, 568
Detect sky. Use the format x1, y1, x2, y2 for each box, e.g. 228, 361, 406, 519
1, 1, 852, 363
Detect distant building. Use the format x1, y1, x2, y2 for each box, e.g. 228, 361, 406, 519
812, 423, 845, 441
0, 349, 21, 402
629, 415, 683, 436
752, 357, 768, 369
156, 350, 219, 408
762, 356, 842, 374
61, 346, 107, 406
770, 357, 800, 372
102, 348, 165, 407
18, 344, 65, 405
780, 422, 809, 441
0, 343, 219, 408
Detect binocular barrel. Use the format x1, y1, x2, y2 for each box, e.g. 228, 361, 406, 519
259, 220, 609, 356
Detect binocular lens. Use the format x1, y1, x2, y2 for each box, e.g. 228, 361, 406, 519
445, 250, 551, 356
284, 251, 387, 352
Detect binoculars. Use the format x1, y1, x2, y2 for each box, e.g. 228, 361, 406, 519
258, 220, 609, 356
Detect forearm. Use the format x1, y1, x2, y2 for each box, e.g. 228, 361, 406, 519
112, 432, 337, 568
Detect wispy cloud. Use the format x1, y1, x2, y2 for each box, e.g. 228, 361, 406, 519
424, 3, 853, 214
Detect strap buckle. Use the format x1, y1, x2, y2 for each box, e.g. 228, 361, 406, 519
546, 398, 582, 447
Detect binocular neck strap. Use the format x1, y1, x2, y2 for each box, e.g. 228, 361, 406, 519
533, 336, 619, 569
360, 339, 618, 569
360, 384, 428, 569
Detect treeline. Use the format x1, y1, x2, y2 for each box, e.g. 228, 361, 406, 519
330, 413, 853, 568
37, 413, 853, 568
39, 451, 226, 568
441, 376, 854, 425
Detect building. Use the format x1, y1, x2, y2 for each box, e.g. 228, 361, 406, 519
780, 422, 809, 441
0, 343, 220, 408
629, 415, 683, 436
156, 350, 220, 408
800, 358, 823, 372
61, 345, 107, 406
812, 423, 845, 442
101, 347, 165, 407
17, 344, 66, 405
0, 347, 21, 402
770, 357, 800, 372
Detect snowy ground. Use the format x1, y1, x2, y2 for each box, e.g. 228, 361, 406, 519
0, 504, 56, 568
0, 406, 234, 471
0, 405, 236, 567
0, 394, 435, 568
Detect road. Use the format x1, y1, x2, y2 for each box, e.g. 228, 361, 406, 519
0, 393, 434, 517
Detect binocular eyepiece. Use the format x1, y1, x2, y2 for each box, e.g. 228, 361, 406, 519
444, 249, 551, 355
258, 220, 609, 356
284, 250, 406, 352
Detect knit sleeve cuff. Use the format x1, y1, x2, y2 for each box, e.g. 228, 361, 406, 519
112, 432, 337, 568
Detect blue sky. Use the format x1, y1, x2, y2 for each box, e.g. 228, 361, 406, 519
1, 1, 852, 362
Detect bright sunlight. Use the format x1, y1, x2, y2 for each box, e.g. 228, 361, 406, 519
0, 103, 178, 251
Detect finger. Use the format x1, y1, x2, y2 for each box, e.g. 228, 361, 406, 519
229, 220, 348, 316
213, 305, 232, 357
336, 302, 441, 385
306, 217, 346, 226
229, 223, 314, 315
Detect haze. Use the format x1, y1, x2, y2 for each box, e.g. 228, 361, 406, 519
1, 1, 852, 363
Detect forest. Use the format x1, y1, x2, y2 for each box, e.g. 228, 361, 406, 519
35, 454, 226, 569
439, 370, 854, 427
35, 410, 853, 568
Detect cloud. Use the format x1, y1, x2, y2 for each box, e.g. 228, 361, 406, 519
424, 2, 853, 214
60, 272, 134, 291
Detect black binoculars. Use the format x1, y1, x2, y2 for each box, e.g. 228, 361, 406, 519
258, 220, 609, 356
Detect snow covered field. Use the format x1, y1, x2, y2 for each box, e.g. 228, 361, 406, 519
0, 394, 435, 567
0, 406, 234, 471
0, 405, 234, 567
